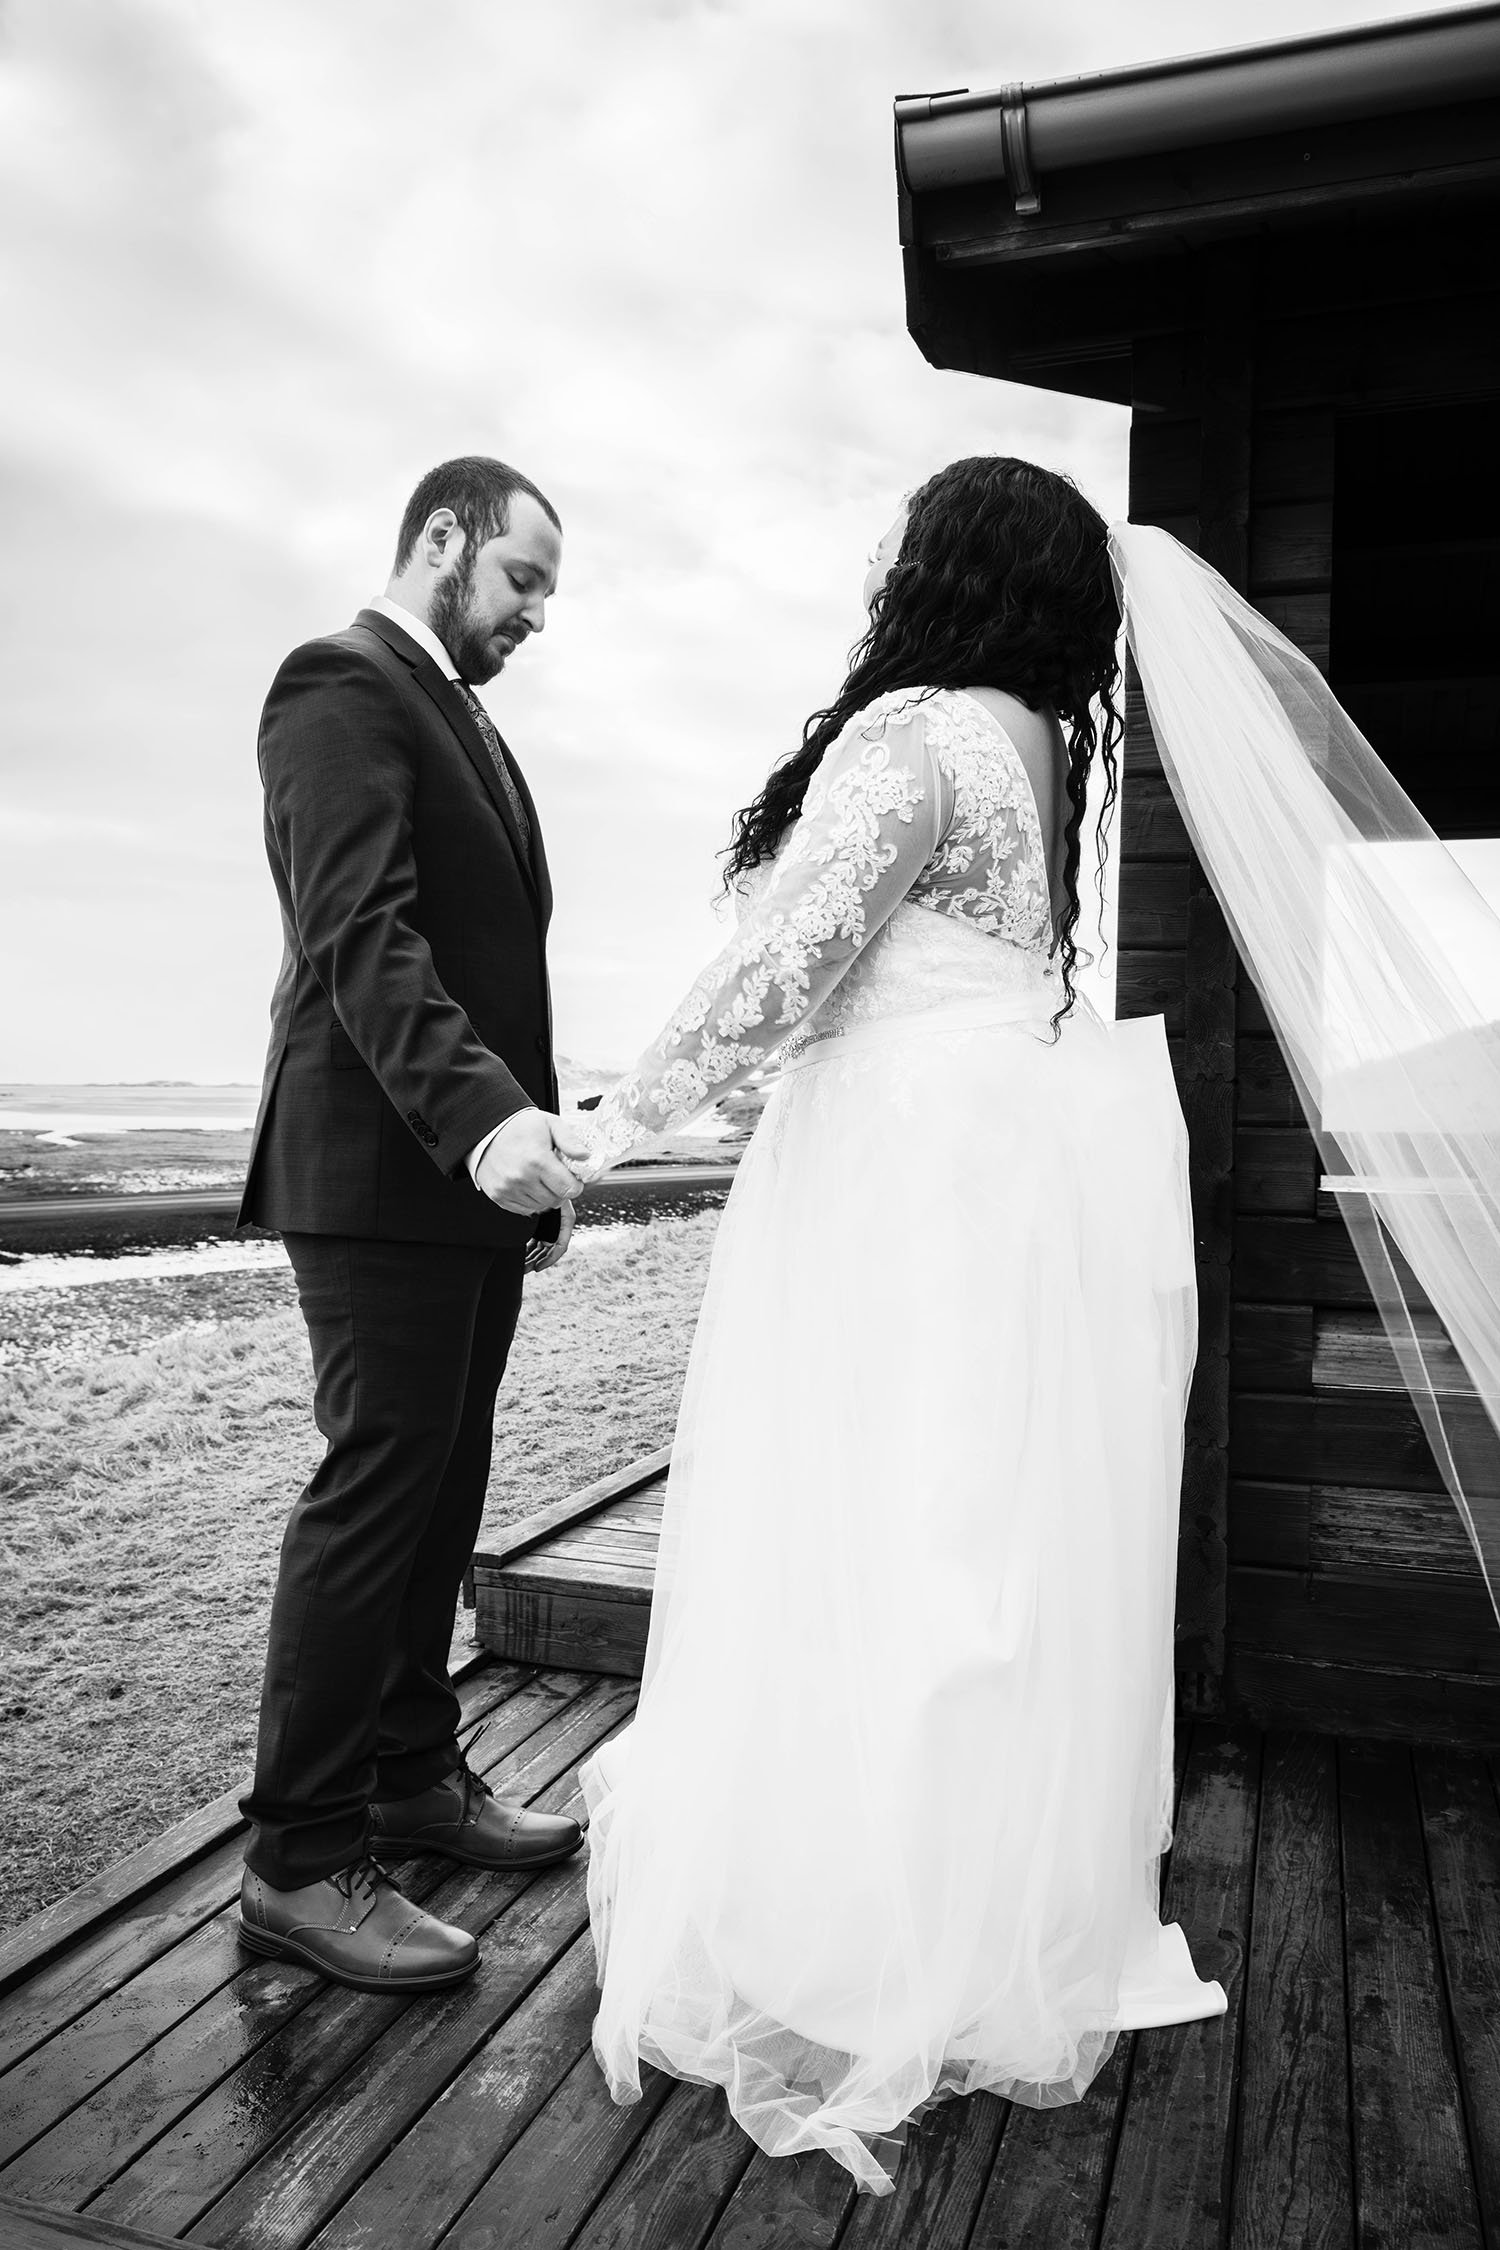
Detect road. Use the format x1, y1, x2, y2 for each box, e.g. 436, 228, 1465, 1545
0, 1166, 739, 1255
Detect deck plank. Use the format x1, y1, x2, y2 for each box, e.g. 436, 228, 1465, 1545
0, 1910, 250, 2170
575, 1513, 661, 1541
837, 2092, 1007, 2250
1, 1934, 322, 2211
547, 1520, 661, 1549
1413, 1746, 1500, 2238
542, 1534, 662, 1571
187, 1862, 596, 2250
0, 1840, 246, 2084
86, 1685, 633, 2244
0, 1797, 246, 2011
307, 1933, 603, 2249
1340, 1737, 1483, 2250
1229, 1731, 1353, 2250
565, 2078, 757, 2250
701, 2145, 855, 2249
501, 1555, 656, 1600
438, 2050, 675, 2250
0, 2195, 189, 2248
552, 1506, 661, 1533
0, 1673, 588, 2180
1100, 1726, 1261, 2250
0, 1678, 607, 2219
968, 2040, 1132, 2248
469, 1453, 671, 1573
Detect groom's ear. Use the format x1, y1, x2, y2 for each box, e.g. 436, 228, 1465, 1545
422, 509, 463, 569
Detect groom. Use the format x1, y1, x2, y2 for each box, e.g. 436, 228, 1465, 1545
237, 456, 589, 1994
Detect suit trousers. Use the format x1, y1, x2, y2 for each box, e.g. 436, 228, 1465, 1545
241, 1231, 526, 1887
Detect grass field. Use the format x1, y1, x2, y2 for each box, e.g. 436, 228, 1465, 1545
0, 1213, 720, 1933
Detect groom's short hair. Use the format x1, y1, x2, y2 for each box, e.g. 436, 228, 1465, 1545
394, 456, 562, 572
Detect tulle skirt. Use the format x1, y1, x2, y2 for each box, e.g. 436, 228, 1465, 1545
581, 991, 1226, 2193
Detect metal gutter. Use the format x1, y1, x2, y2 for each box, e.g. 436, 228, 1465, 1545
896, 1, 1500, 205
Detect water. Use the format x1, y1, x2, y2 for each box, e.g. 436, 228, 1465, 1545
0, 1238, 291, 1293
0, 1085, 260, 1135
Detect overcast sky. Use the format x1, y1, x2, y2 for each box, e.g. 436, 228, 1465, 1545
0, 0, 1458, 1081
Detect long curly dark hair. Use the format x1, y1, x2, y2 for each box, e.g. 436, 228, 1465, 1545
724, 455, 1122, 1033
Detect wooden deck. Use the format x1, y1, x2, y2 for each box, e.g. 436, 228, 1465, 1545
2, 1658, 1498, 2250
469, 1451, 668, 1678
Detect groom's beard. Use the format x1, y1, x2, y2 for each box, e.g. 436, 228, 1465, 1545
430, 564, 511, 686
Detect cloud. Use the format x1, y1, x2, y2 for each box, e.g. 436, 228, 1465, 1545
0, 0, 1459, 1077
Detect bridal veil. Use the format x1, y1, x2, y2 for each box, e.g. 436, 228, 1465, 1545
1109, 523, 1500, 1619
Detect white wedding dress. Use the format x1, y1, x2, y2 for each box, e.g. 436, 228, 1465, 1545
578, 686, 1225, 2193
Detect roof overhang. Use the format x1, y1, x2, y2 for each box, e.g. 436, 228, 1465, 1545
895, 1, 1500, 400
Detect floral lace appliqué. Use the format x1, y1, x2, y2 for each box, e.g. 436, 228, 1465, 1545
918, 693, 1052, 948
580, 712, 928, 1168
577, 688, 1056, 1174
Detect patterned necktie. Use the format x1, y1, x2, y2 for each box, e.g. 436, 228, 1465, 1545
452, 680, 531, 858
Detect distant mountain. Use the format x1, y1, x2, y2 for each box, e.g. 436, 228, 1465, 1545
554, 1053, 627, 1103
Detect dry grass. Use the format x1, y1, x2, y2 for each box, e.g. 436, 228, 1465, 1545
0, 1214, 719, 1933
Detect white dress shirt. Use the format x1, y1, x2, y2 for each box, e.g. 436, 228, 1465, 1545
367, 593, 519, 1188
368, 594, 462, 681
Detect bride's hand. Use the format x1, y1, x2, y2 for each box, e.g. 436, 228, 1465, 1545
525, 1199, 575, 1273
555, 1110, 610, 1183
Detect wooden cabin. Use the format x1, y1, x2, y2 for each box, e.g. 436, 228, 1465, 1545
894, 2, 1500, 1744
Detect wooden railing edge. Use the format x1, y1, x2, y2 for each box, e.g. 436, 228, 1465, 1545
468, 1444, 673, 1578
0, 2188, 190, 2246
0, 1781, 249, 2002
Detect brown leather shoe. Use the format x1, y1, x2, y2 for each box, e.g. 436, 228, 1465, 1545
368, 1762, 583, 1871
238, 1857, 478, 1993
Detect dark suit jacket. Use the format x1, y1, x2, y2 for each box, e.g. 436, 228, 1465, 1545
240, 606, 557, 1249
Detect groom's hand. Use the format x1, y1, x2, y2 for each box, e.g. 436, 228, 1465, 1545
474, 1110, 585, 1215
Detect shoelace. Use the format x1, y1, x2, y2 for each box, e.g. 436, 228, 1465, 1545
331, 1856, 392, 1907
457, 1764, 494, 1824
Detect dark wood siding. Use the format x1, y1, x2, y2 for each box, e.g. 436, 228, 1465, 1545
1117, 261, 1500, 1744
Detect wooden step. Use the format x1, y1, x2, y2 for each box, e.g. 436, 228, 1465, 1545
470, 1449, 669, 1678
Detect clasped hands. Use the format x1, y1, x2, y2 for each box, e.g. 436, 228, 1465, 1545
474, 1109, 596, 1273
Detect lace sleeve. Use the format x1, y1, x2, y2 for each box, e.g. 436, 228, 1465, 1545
579, 696, 941, 1172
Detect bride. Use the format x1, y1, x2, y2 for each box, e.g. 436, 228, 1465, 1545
571, 455, 1226, 2193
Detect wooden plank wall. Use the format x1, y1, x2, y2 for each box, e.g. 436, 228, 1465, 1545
1119, 315, 1229, 1719
1118, 267, 1500, 1746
